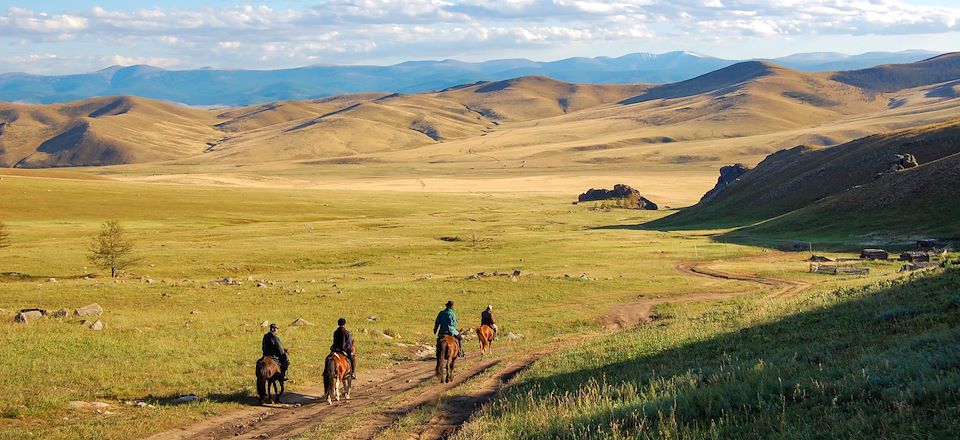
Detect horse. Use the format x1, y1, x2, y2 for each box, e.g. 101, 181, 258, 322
322, 351, 353, 404
435, 334, 460, 383
476, 324, 495, 356
256, 356, 284, 405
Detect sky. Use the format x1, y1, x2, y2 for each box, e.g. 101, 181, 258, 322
0, 0, 958, 74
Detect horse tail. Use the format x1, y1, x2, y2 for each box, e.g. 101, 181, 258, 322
256, 358, 268, 401
435, 339, 446, 379
323, 354, 337, 397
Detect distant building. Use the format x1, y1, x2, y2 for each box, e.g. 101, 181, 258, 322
861, 249, 889, 260
899, 251, 930, 262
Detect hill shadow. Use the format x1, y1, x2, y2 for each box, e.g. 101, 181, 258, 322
487, 266, 960, 437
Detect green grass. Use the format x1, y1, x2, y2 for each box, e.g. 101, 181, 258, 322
0, 175, 760, 439
454, 263, 960, 439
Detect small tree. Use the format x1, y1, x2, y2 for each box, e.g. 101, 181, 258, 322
0, 221, 10, 250
89, 220, 136, 277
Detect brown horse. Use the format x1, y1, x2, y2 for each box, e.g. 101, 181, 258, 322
476, 325, 495, 356
256, 356, 284, 405
322, 351, 353, 404
436, 334, 460, 383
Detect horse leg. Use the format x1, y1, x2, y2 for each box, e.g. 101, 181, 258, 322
277, 378, 285, 403
335, 377, 341, 401
345, 376, 352, 400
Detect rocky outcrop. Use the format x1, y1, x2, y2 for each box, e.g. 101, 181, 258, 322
577, 184, 658, 210
699, 163, 750, 205
888, 153, 919, 172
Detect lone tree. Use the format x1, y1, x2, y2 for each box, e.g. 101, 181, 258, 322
0, 221, 9, 250
89, 220, 136, 277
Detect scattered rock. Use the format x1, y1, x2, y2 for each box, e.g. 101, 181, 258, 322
216, 278, 240, 286
577, 184, 658, 210
260, 321, 270, 328
53, 308, 70, 319
171, 394, 202, 404
67, 401, 110, 410
15, 309, 45, 323
366, 315, 378, 322
47, 277, 57, 283
75, 303, 103, 317
504, 332, 523, 340
190, 310, 201, 315
257, 282, 267, 288
87, 320, 105, 331
291, 318, 313, 326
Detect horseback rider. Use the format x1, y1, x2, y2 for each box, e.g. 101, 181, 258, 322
262, 323, 290, 381
331, 317, 356, 379
434, 300, 465, 357
481, 304, 498, 339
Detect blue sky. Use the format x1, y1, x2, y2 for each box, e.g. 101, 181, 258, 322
1, 1, 958, 74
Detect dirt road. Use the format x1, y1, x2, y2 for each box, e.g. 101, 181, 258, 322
147, 258, 811, 440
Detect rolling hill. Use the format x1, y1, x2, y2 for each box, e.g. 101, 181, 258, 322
0, 96, 219, 168
0, 55, 958, 173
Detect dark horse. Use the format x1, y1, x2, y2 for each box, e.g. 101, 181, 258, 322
256, 356, 284, 404
322, 351, 353, 404
436, 334, 460, 383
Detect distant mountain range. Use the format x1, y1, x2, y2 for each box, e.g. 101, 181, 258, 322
0, 50, 941, 106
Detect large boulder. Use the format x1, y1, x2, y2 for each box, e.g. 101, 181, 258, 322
577, 184, 658, 210
699, 163, 750, 205
75, 303, 103, 317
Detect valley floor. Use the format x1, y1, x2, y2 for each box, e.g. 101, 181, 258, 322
0, 172, 954, 439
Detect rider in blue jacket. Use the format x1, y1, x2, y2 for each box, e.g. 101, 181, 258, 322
434, 300, 465, 357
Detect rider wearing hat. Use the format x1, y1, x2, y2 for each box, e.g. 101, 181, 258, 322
331, 317, 356, 379
481, 305, 497, 339
262, 323, 290, 381
434, 300, 465, 357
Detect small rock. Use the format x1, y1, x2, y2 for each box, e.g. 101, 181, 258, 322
190, 310, 201, 315
145, 278, 155, 284
291, 318, 313, 326
47, 277, 57, 283
87, 320, 105, 331
15, 310, 45, 323
75, 303, 103, 317
53, 308, 70, 319
247, 275, 255, 282
257, 282, 267, 288
260, 321, 270, 328
171, 394, 202, 404
505, 332, 523, 340
366, 315, 378, 321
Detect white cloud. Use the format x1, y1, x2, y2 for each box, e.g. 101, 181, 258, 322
0, 1, 956, 72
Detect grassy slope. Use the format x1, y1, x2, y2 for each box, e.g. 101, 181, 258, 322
728, 152, 960, 244
0, 174, 759, 439
649, 118, 960, 231
456, 263, 960, 439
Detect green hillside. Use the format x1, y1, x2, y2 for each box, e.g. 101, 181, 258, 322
649, 118, 960, 236
457, 264, 960, 439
